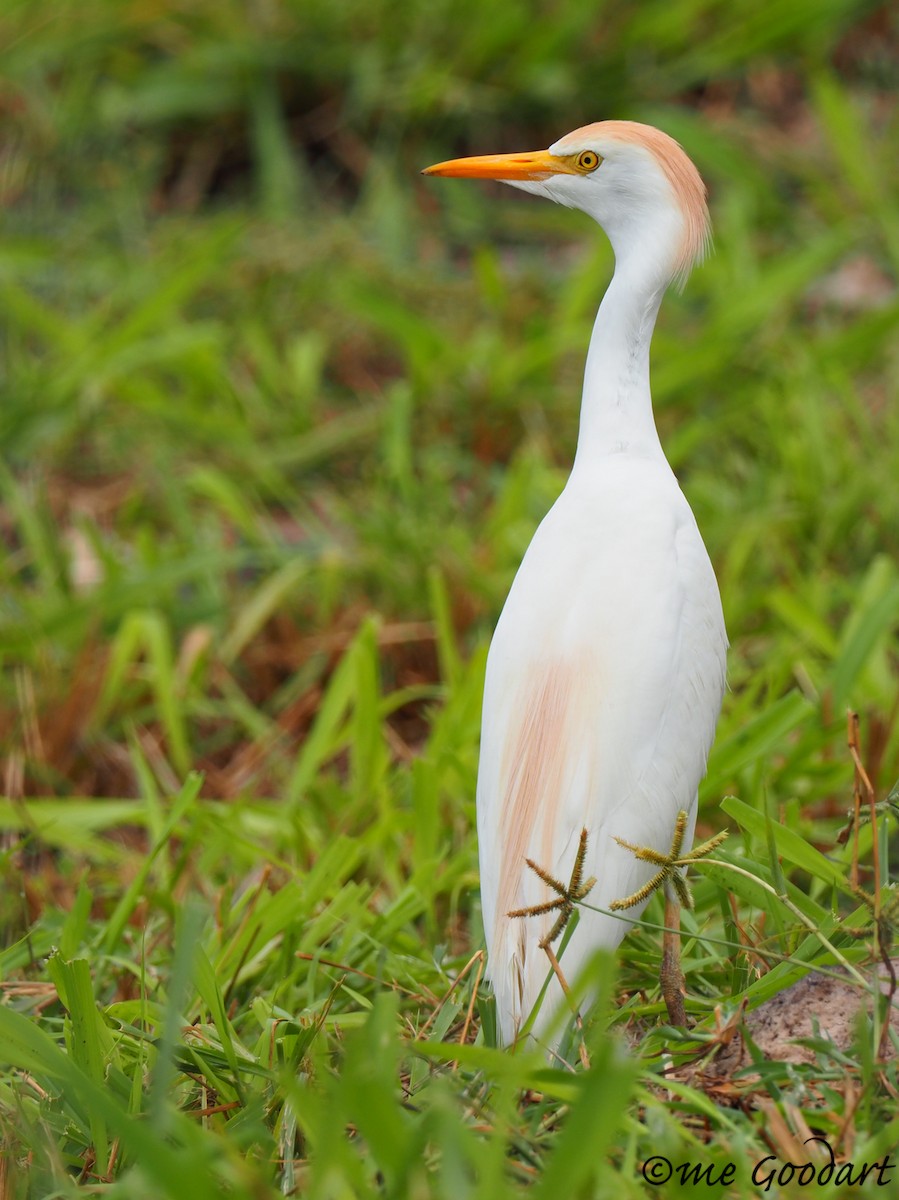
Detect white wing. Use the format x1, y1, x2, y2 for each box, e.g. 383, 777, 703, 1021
476, 457, 727, 1047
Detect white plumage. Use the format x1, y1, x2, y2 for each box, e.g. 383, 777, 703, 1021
424, 122, 727, 1048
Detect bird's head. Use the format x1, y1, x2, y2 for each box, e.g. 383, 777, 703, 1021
423, 120, 710, 287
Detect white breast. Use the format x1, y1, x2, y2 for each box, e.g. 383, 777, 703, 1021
476, 456, 727, 1046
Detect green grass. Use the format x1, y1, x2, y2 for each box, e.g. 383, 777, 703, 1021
2, 0, 899, 1195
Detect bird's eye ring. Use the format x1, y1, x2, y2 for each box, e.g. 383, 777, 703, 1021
576, 150, 602, 172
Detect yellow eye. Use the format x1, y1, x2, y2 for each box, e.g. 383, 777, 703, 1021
576, 150, 602, 173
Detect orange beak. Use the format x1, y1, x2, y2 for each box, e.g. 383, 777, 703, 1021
421, 149, 575, 181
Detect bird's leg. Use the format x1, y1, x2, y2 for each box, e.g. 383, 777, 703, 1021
610, 811, 727, 1023
660, 894, 686, 1026
508, 828, 597, 949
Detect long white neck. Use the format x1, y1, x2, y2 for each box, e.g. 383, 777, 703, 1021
571, 250, 671, 472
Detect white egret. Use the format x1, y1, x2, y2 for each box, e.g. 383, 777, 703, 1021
424, 122, 727, 1049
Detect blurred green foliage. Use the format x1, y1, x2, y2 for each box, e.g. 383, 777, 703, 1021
1, 0, 899, 1196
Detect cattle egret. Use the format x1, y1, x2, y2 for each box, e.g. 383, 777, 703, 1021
423, 122, 727, 1050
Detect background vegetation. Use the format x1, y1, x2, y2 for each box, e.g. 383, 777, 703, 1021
1, 0, 898, 1195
